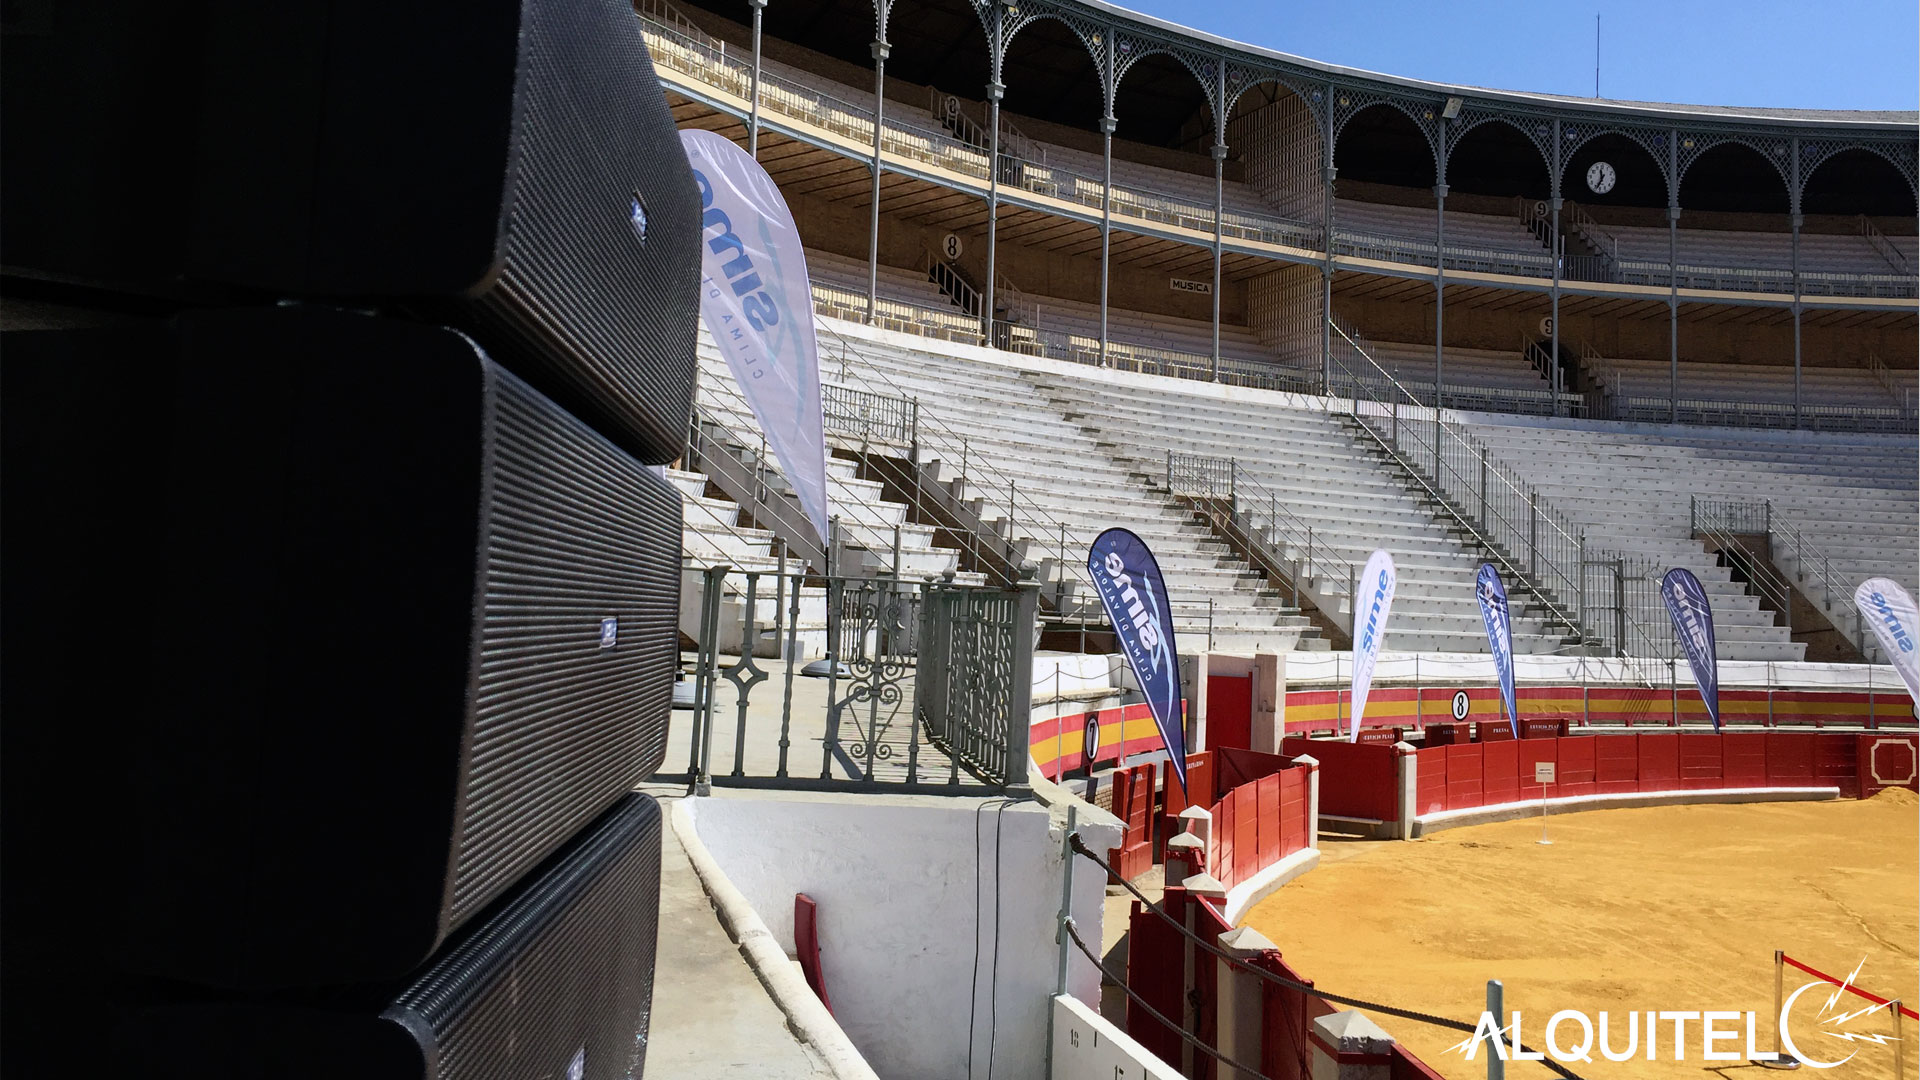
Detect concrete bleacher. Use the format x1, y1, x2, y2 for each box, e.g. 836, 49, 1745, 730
1030, 373, 1575, 655
1348, 340, 1570, 415
1452, 417, 1920, 661
1589, 355, 1914, 430
1607, 226, 1907, 276
1332, 199, 1552, 274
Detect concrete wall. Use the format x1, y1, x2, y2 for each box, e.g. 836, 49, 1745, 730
688, 795, 1122, 1080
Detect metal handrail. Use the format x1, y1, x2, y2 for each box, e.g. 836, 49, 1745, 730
1165, 451, 1356, 601
1326, 318, 1594, 648
1690, 497, 1795, 627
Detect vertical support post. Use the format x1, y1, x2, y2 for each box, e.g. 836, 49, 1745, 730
1054, 803, 1078, 997
1667, 131, 1680, 425
984, 8, 1005, 345
1549, 118, 1563, 415
1487, 980, 1506, 1080
746, 0, 766, 157
1322, 83, 1336, 394
1790, 137, 1802, 428
1434, 182, 1447, 412
1211, 59, 1228, 381
1005, 582, 1039, 794
866, 30, 890, 324
1099, 113, 1116, 367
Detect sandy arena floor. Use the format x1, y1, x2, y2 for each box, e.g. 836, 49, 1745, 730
1243, 790, 1918, 1080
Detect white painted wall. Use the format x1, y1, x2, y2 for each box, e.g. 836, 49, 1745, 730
688, 795, 1123, 1080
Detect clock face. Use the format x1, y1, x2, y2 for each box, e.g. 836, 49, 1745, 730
1586, 160, 1617, 195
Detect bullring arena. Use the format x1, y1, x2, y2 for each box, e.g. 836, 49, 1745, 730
631, 0, 1918, 1074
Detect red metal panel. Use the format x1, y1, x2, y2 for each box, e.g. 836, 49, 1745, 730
1415, 746, 1448, 814
1126, 899, 1187, 1061
1233, 784, 1260, 884
1258, 951, 1316, 1080
1444, 743, 1484, 810
1208, 673, 1254, 752
1516, 739, 1557, 802
1255, 775, 1281, 873
1678, 733, 1724, 790
1722, 732, 1769, 786
1481, 739, 1520, 806
1218, 747, 1291, 791
1279, 768, 1307, 856
1859, 735, 1919, 795
1215, 795, 1235, 886
1285, 738, 1398, 820
1637, 733, 1680, 790
1814, 736, 1860, 797
794, 893, 833, 1015
1593, 734, 1639, 793
1766, 732, 1815, 784
1555, 736, 1596, 797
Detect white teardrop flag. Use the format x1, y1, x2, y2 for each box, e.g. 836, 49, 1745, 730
1854, 577, 1920, 703
679, 129, 830, 545
1347, 549, 1398, 743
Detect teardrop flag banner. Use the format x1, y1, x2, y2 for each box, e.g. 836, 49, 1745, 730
1854, 577, 1919, 703
1347, 549, 1397, 743
1475, 563, 1520, 739
680, 128, 830, 545
1088, 528, 1187, 794
1660, 567, 1721, 730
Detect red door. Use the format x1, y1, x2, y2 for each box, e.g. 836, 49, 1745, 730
1207, 674, 1253, 751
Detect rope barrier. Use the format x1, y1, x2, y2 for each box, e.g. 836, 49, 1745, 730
1060, 918, 1278, 1080
1068, 833, 1588, 1080
1782, 954, 1917, 1019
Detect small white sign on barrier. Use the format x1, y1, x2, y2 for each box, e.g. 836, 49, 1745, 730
1534, 762, 1556, 784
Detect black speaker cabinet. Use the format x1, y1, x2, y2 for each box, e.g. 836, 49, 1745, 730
1, 306, 679, 988
79, 795, 662, 1080
2, 0, 701, 463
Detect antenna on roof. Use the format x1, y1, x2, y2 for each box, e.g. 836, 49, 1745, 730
1594, 13, 1601, 98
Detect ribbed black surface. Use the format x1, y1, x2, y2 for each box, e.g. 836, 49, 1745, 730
450, 364, 680, 926
391, 794, 661, 1080
476, 0, 702, 465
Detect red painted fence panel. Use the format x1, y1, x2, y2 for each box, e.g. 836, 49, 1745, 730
1280, 737, 1398, 820
1637, 733, 1679, 790
1281, 768, 1309, 856
1678, 733, 1724, 790
1766, 732, 1814, 784
1814, 737, 1860, 797
1555, 736, 1596, 797
1593, 734, 1639, 793
1444, 743, 1483, 810
1721, 732, 1768, 786
1215, 793, 1235, 886
1859, 735, 1919, 794
1415, 746, 1448, 814
1482, 740, 1520, 805
1516, 739, 1557, 801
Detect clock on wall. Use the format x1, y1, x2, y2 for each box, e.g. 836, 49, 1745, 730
1586, 160, 1617, 195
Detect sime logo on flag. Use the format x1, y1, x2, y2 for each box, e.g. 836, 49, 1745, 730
680, 129, 830, 544
1854, 577, 1919, 703
1088, 528, 1187, 793
1347, 550, 1398, 743
1475, 563, 1520, 739
1660, 567, 1721, 730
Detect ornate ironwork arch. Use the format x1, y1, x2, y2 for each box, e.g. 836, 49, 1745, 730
1329, 89, 1442, 177
1797, 138, 1920, 205
1674, 131, 1793, 198
1107, 31, 1221, 126
1221, 67, 1326, 130
1441, 107, 1555, 181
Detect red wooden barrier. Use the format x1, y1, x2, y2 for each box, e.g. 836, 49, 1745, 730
1766, 732, 1815, 784
1678, 733, 1724, 790
794, 894, 832, 1014
1515, 739, 1556, 801
1482, 740, 1520, 805
1280, 737, 1397, 820
1444, 743, 1483, 809
1814, 737, 1860, 797
1414, 746, 1448, 814
1722, 732, 1768, 786
1593, 734, 1640, 793
1555, 736, 1596, 797
1256, 774, 1281, 870
1859, 734, 1919, 794
1637, 732, 1679, 787
1126, 894, 1187, 1062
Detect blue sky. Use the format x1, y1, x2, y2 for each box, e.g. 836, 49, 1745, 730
1114, 0, 1918, 111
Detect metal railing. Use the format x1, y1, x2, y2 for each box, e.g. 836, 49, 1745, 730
1690, 497, 1795, 629
668, 564, 1037, 793
1166, 450, 1355, 615
1326, 318, 1595, 650
821, 383, 917, 448
1859, 214, 1912, 276
1758, 502, 1882, 662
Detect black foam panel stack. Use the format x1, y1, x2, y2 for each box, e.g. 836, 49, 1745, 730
2, 1, 696, 1076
